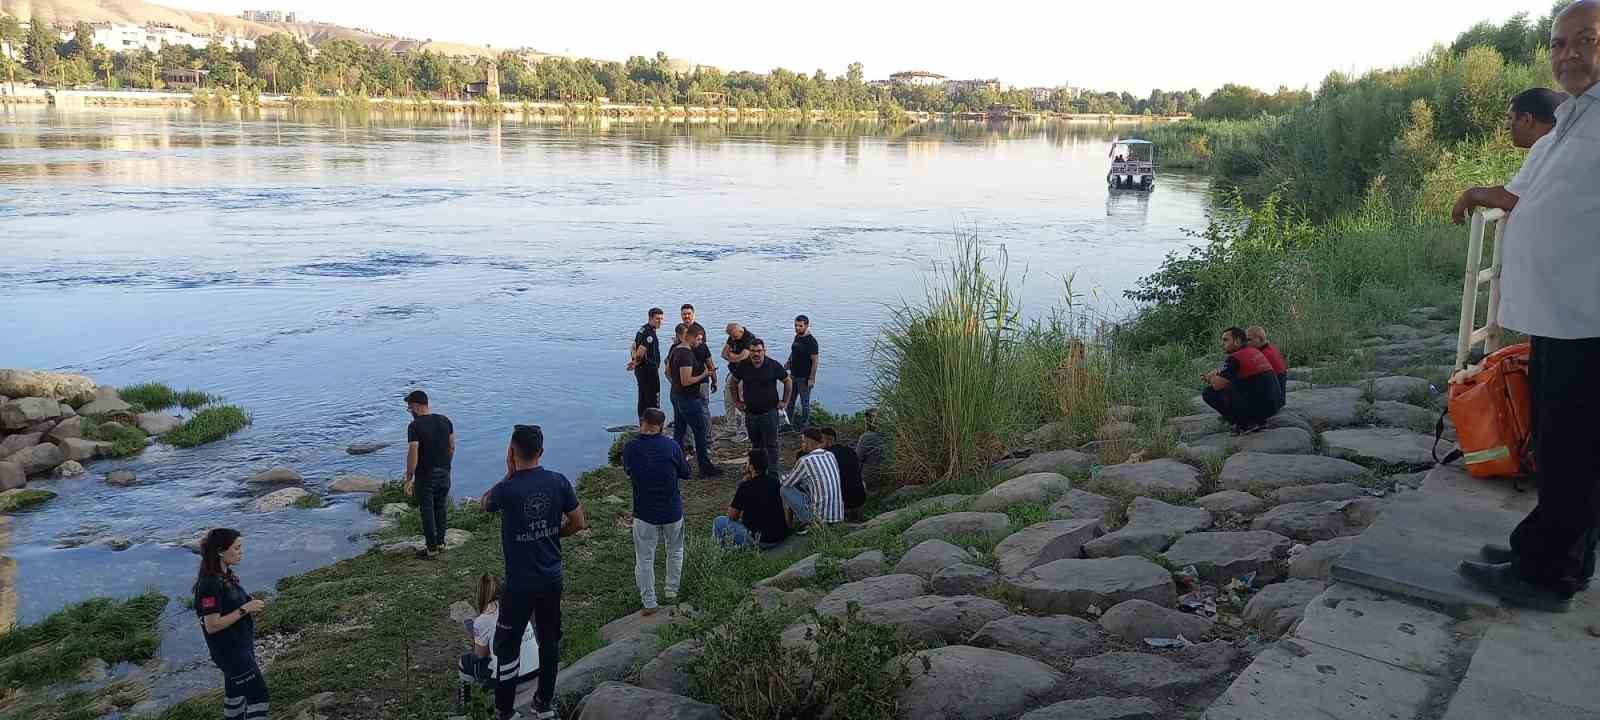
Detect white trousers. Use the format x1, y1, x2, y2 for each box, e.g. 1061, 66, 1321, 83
632, 518, 685, 608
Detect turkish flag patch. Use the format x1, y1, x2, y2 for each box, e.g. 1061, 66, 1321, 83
200, 597, 217, 610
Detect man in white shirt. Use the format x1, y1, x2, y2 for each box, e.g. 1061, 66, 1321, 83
1453, 1, 1600, 613
780, 429, 845, 529
1450, 87, 1567, 223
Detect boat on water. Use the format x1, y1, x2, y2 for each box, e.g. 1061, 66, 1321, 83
1107, 138, 1156, 191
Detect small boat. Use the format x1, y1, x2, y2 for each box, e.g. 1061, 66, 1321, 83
1107, 138, 1156, 191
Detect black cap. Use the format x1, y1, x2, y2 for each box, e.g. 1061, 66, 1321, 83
404, 390, 429, 405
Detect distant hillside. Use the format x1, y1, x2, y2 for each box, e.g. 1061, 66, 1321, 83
0, 0, 501, 59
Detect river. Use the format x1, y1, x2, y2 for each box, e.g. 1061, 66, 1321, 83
0, 105, 1210, 702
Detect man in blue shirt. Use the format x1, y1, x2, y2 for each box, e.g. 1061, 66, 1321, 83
621, 407, 689, 614
480, 425, 585, 720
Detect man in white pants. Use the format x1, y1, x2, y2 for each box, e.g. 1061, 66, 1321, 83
621, 408, 689, 614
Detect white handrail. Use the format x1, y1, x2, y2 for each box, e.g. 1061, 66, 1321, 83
1455, 208, 1507, 370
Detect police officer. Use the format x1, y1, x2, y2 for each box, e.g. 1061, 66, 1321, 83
628, 308, 665, 420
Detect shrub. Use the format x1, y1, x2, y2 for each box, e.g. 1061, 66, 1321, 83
163, 406, 250, 448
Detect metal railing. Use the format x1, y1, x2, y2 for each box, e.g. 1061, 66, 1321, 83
1455, 208, 1507, 370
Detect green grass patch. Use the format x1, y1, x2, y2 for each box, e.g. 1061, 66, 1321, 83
116, 383, 179, 411
292, 493, 325, 510
363, 480, 412, 514
0, 592, 166, 691
163, 406, 251, 448
0, 489, 56, 512
176, 390, 217, 409
80, 416, 149, 458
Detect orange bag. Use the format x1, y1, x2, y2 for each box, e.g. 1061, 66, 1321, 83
1435, 343, 1534, 479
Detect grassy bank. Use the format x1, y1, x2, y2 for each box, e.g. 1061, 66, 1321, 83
0, 592, 168, 719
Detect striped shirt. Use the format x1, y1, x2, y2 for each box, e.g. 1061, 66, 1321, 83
782, 449, 844, 523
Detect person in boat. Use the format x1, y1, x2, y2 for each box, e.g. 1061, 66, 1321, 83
1246, 326, 1290, 406
1201, 326, 1283, 433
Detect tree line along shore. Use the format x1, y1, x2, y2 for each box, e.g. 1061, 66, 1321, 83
0, 6, 1568, 720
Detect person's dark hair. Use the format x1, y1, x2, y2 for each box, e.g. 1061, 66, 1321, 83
1510, 87, 1568, 125
802, 428, 825, 443
475, 573, 502, 613
511, 424, 544, 461
404, 389, 428, 405
674, 322, 689, 338
750, 338, 765, 349
681, 303, 695, 311
819, 426, 838, 440
640, 407, 667, 427
795, 314, 809, 324
1224, 327, 1248, 344
648, 307, 664, 318
747, 448, 769, 474
688, 325, 705, 339
197, 527, 242, 582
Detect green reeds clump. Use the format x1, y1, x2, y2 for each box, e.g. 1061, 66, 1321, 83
116, 383, 216, 411
79, 416, 149, 458
163, 406, 250, 448
0, 592, 167, 689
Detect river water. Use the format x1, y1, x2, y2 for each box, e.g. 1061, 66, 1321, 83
0, 105, 1210, 700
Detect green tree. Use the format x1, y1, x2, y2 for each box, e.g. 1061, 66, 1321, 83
24, 21, 59, 79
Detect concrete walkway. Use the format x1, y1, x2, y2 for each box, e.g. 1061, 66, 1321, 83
1204, 464, 1600, 720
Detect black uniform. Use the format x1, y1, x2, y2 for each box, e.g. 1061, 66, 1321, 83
634, 323, 662, 419
195, 573, 268, 720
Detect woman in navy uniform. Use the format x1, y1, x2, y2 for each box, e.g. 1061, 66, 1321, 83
194, 528, 269, 720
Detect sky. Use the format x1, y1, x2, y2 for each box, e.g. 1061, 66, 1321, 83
171, 0, 1559, 94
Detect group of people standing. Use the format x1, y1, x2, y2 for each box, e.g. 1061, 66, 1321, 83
1201, 325, 1290, 433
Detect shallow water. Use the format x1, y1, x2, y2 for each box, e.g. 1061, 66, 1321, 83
0, 106, 1209, 701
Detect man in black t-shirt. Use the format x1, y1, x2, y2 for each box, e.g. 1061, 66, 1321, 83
730, 338, 791, 470
627, 308, 665, 420
679, 304, 716, 417
786, 315, 820, 431
820, 427, 866, 517
667, 323, 719, 476
713, 450, 791, 548
404, 390, 456, 557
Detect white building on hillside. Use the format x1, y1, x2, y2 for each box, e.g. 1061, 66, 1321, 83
90, 22, 256, 53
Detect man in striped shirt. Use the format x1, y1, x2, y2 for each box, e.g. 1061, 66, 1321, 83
781, 429, 844, 528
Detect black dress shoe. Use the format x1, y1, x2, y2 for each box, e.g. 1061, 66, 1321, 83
1480, 544, 1515, 564
1458, 561, 1573, 613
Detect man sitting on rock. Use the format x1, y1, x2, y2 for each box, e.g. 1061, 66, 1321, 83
780, 428, 844, 532
1246, 326, 1289, 406
1202, 327, 1283, 433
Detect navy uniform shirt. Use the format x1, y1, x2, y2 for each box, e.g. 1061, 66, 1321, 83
635, 324, 661, 367
194, 573, 256, 671
485, 467, 579, 593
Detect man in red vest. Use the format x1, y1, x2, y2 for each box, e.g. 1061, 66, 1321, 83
1247, 326, 1289, 406
1202, 327, 1284, 433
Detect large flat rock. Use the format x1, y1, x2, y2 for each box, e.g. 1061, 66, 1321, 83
1442, 600, 1600, 720
858, 594, 1011, 645
554, 634, 663, 707
1084, 497, 1210, 559
1285, 387, 1366, 428
0, 370, 96, 402
599, 605, 694, 644
1293, 584, 1457, 676
1221, 453, 1371, 492
995, 450, 1093, 480
813, 574, 927, 617
1048, 489, 1119, 525
1020, 697, 1162, 720
967, 614, 1104, 666
636, 639, 703, 696
973, 472, 1071, 512
1073, 641, 1240, 694
1252, 499, 1383, 542
1099, 598, 1214, 644
994, 518, 1102, 576
1272, 483, 1367, 504
1007, 557, 1176, 614
1288, 537, 1358, 579
890, 645, 1064, 720
1196, 491, 1268, 516
1094, 459, 1200, 496
1242, 579, 1326, 636
1161, 531, 1293, 584
1185, 427, 1316, 457
576, 681, 720, 720
850, 494, 972, 536
1367, 375, 1431, 402
894, 539, 975, 579
1203, 638, 1435, 720
1321, 428, 1438, 468
757, 553, 820, 589
931, 563, 999, 596
901, 512, 1011, 545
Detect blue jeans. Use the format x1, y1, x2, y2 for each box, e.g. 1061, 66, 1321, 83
713, 516, 754, 547
788, 378, 813, 430
780, 485, 813, 527
672, 392, 712, 470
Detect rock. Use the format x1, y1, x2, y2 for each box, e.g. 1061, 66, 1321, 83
1047, 489, 1119, 525
346, 441, 391, 455
901, 512, 1010, 545
78, 387, 132, 416
850, 494, 972, 536
574, 680, 721, 720
0, 397, 65, 430
994, 449, 1093, 480
757, 553, 821, 589
973, 472, 1071, 512
78, 657, 110, 683
843, 549, 887, 581
0, 370, 96, 402
1251, 499, 1384, 542
1007, 557, 1176, 614
0, 462, 23, 491
1021, 421, 1067, 447
1083, 497, 1210, 559
636, 640, 704, 697
135, 412, 183, 436
53, 460, 86, 477
813, 574, 927, 618
1196, 490, 1267, 515
329, 474, 382, 493
858, 594, 1011, 645
889, 645, 1064, 720
379, 529, 472, 554
1220, 452, 1370, 492
448, 600, 476, 623
748, 586, 823, 612
100, 536, 132, 551
0, 488, 56, 512
46, 415, 83, 441
994, 518, 1103, 576
1321, 428, 1438, 468
893, 540, 974, 579
555, 637, 666, 707
1284, 387, 1366, 428
1288, 536, 1358, 579
1160, 531, 1293, 584
600, 605, 695, 643
1019, 696, 1162, 720
57, 403, 75, 417
968, 614, 1104, 666
1097, 420, 1138, 440
1263, 410, 1317, 436
54, 437, 109, 462
1273, 482, 1367, 504
1071, 641, 1240, 694
1283, 380, 1313, 392
0, 433, 41, 459
11, 443, 65, 476
1170, 413, 1225, 439
1242, 579, 1326, 636
249, 467, 304, 484
1099, 599, 1215, 644
1093, 459, 1200, 496
1368, 375, 1430, 402
1369, 400, 1439, 431
931, 563, 999, 596
253, 487, 310, 512
1184, 427, 1316, 458
379, 503, 409, 518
